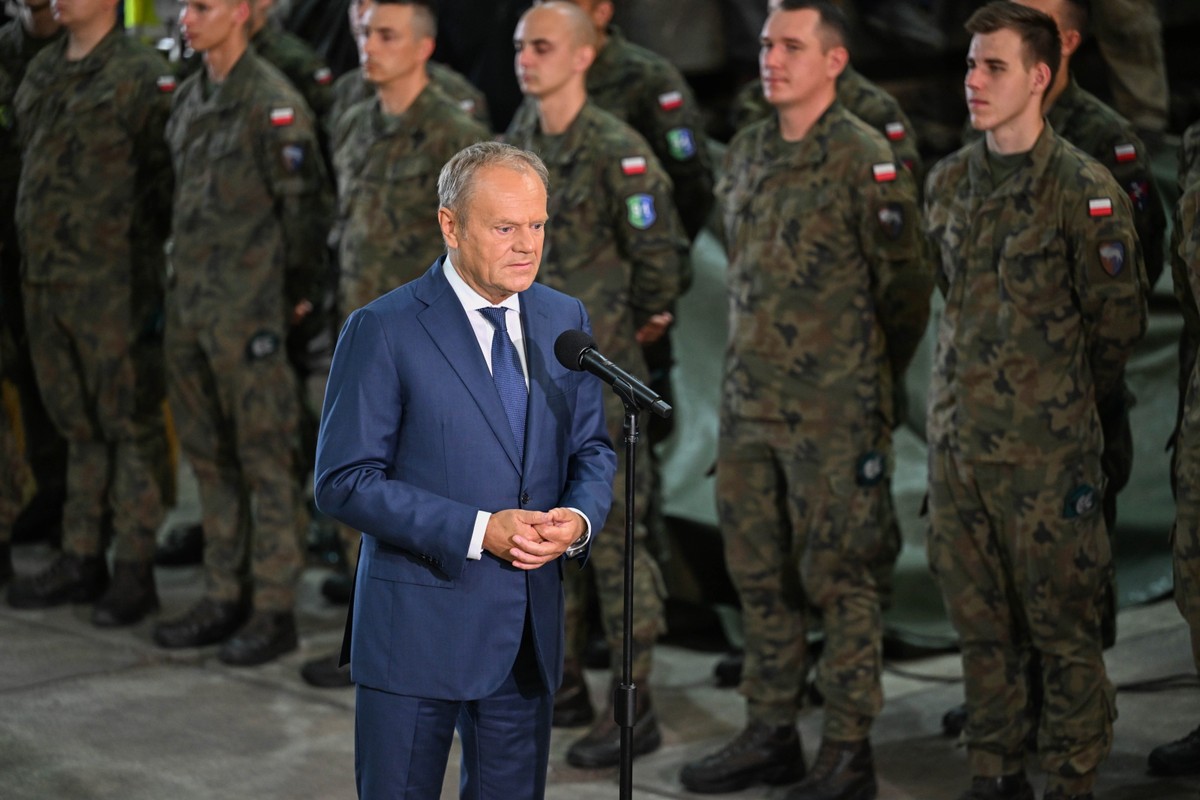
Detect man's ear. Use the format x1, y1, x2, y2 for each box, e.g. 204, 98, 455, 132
1060, 27, 1082, 59
439, 207, 460, 249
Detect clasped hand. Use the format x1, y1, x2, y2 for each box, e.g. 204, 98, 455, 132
483, 508, 585, 570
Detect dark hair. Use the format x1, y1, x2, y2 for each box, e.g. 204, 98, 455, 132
777, 0, 849, 50
374, 0, 438, 38
1059, 0, 1089, 35
966, 1, 1061, 90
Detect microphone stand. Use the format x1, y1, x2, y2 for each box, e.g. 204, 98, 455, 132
611, 380, 641, 800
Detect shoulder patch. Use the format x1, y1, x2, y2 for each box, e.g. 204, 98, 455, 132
626, 194, 657, 230
1113, 143, 1137, 163
666, 127, 696, 160
1126, 179, 1150, 212
658, 91, 683, 111
314, 67, 333, 85
872, 162, 897, 182
877, 203, 906, 240
884, 121, 906, 141
621, 156, 647, 176
270, 107, 295, 127
1088, 197, 1113, 217
156, 75, 177, 93
1098, 241, 1126, 277
458, 99, 476, 114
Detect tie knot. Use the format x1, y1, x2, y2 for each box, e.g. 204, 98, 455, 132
479, 306, 508, 333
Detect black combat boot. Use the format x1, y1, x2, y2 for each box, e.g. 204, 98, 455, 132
7, 552, 107, 608
785, 738, 876, 800
1148, 725, 1200, 776
218, 610, 298, 666
680, 720, 806, 793
954, 773, 1035, 800
153, 596, 249, 648
566, 683, 661, 768
0, 542, 12, 585
553, 656, 595, 727
92, 559, 158, 626
300, 652, 352, 688
154, 523, 203, 566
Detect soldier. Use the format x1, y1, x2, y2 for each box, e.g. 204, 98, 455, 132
298, 0, 490, 690
1090, 0, 1168, 136
249, 0, 331, 126
924, 4, 1145, 800
506, 1, 689, 768
7, 0, 173, 627
1151, 120, 1200, 777
152, 0, 332, 666
678, 3, 930, 798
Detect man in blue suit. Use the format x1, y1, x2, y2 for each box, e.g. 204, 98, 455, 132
314, 141, 616, 799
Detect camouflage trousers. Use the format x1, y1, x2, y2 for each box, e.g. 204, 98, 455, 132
927, 447, 1115, 791
717, 421, 890, 741
1, 324, 33, 537
166, 319, 302, 612
564, 389, 665, 685
1171, 402, 1200, 675
22, 284, 167, 562
1092, 0, 1170, 132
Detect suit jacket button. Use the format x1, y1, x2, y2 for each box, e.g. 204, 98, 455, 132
521, 492, 530, 505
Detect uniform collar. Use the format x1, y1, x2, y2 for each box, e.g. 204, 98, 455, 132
370, 81, 436, 137
760, 98, 841, 168
528, 99, 598, 166
966, 119, 1058, 198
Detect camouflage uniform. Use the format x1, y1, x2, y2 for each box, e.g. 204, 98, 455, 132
1170, 121, 1200, 674
732, 65, 924, 190
1091, 0, 1169, 133
506, 100, 689, 683
15, 28, 174, 564
333, 85, 489, 320
166, 50, 332, 612
251, 23, 332, 126
510, 25, 713, 240
924, 124, 1146, 791
717, 102, 930, 741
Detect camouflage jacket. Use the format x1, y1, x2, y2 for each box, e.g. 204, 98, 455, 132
15, 27, 174, 295
251, 24, 332, 122
506, 100, 689, 370
718, 101, 931, 442
166, 49, 332, 334
331, 84, 489, 315
733, 65, 923, 188
965, 77, 1165, 287
0, 19, 62, 84
512, 26, 713, 240
1171, 123, 1200, 413
925, 124, 1146, 464
326, 61, 490, 140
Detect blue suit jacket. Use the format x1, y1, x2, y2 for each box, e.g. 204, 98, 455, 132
314, 257, 615, 701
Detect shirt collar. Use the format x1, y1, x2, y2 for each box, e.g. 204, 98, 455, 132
443, 254, 522, 317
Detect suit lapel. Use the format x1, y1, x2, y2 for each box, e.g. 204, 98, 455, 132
520, 292, 551, 481
415, 260, 523, 473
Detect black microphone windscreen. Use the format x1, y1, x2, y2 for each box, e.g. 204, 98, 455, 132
554, 329, 595, 372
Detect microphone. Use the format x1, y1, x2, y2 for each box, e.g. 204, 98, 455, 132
555, 329, 672, 419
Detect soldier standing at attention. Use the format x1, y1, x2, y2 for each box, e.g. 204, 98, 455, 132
924, 4, 1145, 799
152, 0, 331, 666
7, 0, 174, 626
1153, 120, 1200, 778
679, 2, 930, 798
298, 0, 490, 690
506, 0, 689, 768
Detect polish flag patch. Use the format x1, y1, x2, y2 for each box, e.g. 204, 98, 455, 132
156, 75, 176, 93
885, 121, 906, 141
1088, 197, 1113, 217
1113, 143, 1137, 163
657, 91, 683, 111
621, 156, 647, 176
314, 67, 333, 85
270, 107, 296, 127
873, 162, 897, 182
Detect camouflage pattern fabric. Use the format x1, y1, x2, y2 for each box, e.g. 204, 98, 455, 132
507, 100, 689, 683
252, 23, 332, 124
0, 18, 62, 84
15, 28, 174, 562
716, 102, 931, 739
1091, 0, 1169, 132
166, 50, 331, 612
924, 124, 1146, 790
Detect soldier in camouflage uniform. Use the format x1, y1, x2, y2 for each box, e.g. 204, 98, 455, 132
298, 0, 490, 690
1149, 121, 1200, 777
506, 1, 689, 768
1091, 0, 1168, 134
152, 0, 332, 667
7, 0, 174, 628
249, 0, 331, 126
680, 4, 931, 799
924, 5, 1146, 800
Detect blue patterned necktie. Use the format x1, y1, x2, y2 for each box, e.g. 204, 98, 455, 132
478, 306, 527, 460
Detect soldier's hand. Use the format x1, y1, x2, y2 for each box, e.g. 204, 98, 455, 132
291, 299, 314, 326
635, 312, 674, 344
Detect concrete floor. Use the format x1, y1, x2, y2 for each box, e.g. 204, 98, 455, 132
2, 541, 1199, 800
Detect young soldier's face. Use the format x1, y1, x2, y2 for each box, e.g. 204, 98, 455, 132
438, 165, 548, 305
513, 7, 585, 100
964, 28, 1044, 132
180, 0, 247, 53
360, 3, 430, 86
50, 0, 116, 28
759, 9, 841, 111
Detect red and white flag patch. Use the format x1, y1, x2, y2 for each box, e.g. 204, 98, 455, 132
270, 107, 295, 127
314, 67, 333, 86
1113, 143, 1137, 163
873, 162, 897, 182
885, 121, 906, 141
156, 75, 177, 93
1088, 197, 1113, 217
657, 91, 683, 111
621, 156, 647, 176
